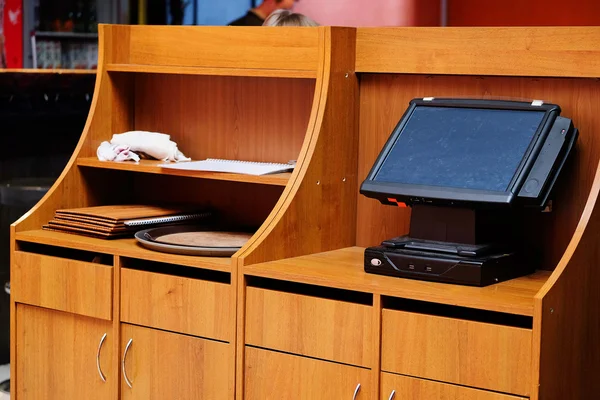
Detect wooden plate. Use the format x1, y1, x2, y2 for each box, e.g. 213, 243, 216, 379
134, 225, 253, 257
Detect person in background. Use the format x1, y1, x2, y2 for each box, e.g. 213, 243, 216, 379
262, 9, 318, 27
229, 0, 296, 26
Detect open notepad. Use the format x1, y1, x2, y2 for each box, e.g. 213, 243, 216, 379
159, 158, 295, 176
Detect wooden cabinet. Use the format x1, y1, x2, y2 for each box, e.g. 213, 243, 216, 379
120, 323, 232, 400
381, 309, 531, 396
15, 305, 114, 400
380, 373, 527, 400
244, 347, 370, 400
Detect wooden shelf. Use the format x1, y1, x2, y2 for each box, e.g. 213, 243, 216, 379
244, 247, 551, 317
105, 63, 317, 79
77, 158, 291, 186
16, 230, 232, 273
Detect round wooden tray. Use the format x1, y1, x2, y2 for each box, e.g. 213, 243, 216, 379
134, 225, 253, 256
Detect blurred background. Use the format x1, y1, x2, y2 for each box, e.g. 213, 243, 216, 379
3, 0, 600, 70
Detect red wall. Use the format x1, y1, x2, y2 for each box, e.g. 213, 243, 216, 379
448, 0, 600, 26
294, 0, 441, 27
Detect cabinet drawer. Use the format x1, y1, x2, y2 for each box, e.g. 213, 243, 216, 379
245, 286, 372, 367
380, 372, 527, 400
381, 309, 531, 396
245, 347, 370, 400
121, 268, 233, 341
13, 251, 112, 320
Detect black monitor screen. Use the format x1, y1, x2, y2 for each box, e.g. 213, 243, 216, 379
374, 106, 545, 192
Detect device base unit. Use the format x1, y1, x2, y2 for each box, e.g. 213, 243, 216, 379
364, 246, 534, 287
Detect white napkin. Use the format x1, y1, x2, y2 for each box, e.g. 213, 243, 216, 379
110, 131, 190, 162
96, 141, 141, 162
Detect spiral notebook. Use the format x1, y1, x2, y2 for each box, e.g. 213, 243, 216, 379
159, 158, 295, 176
123, 211, 212, 227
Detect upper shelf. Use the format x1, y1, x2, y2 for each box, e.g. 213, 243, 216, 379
16, 229, 232, 273
244, 247, 550, 317
106, 64, 317, 79
77, 158, 291, 186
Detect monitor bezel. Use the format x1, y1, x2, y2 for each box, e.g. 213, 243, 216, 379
360, 98, 561, 208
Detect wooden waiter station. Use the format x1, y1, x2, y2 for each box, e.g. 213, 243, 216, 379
9, 25, 600, 400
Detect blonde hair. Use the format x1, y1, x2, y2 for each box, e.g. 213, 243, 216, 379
263, 10, 319, 27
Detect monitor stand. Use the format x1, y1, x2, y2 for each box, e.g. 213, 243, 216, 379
385, 205, 515, 257
364, 205, 532, 286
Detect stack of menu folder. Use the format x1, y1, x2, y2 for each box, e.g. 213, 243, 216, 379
43, 205, 211, 239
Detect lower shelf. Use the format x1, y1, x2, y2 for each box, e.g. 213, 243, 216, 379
15, 229, 232, 272
243, 247, 550, 316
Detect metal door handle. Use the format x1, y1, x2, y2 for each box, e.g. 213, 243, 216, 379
352, 383, 361, 399
122, 338, 133, 388
96, 333, 107, 382
388, 389, 396, 400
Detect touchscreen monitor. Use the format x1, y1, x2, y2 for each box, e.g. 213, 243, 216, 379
360, 99, 562, 207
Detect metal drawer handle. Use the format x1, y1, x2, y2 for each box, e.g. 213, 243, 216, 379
352, 383, 361, 400
122, 338, 133, 388
388, 389, 396, 400
96, 333, 107, 382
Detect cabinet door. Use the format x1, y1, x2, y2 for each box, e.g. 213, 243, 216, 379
380, 372, 527, 400
16, 305, 114, 400
245, 347, 370, 400
120, 323, 233, 400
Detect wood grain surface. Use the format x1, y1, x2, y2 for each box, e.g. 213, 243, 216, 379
77, 158, 292, 186
16, 305, 114, 400
126, 25, 320, 71
121, 268, 233, 341
16, 229, 233, 272
238, 27, 359, 266
245, 286, 372, 367
381, 309, 531, 396
244, 347, 371, 400
13, 251, 113, 320
133, 74, 314, 164
356, 27, 600, 78
120, 324, 233, 400
381, 373, 527, 400
244, 247, 549, 316
106, 63, 316, 79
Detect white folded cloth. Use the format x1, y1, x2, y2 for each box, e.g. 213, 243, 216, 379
97, 141, 141, 162
110, 131, 190, 162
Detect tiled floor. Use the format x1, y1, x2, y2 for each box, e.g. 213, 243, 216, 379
0, 364, 8, 399
0, 365, 7, 383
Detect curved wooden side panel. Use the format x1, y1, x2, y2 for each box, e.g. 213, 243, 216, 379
237, 27, 358, 267
12, 26, 129, 234
532, 162, 600, 399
